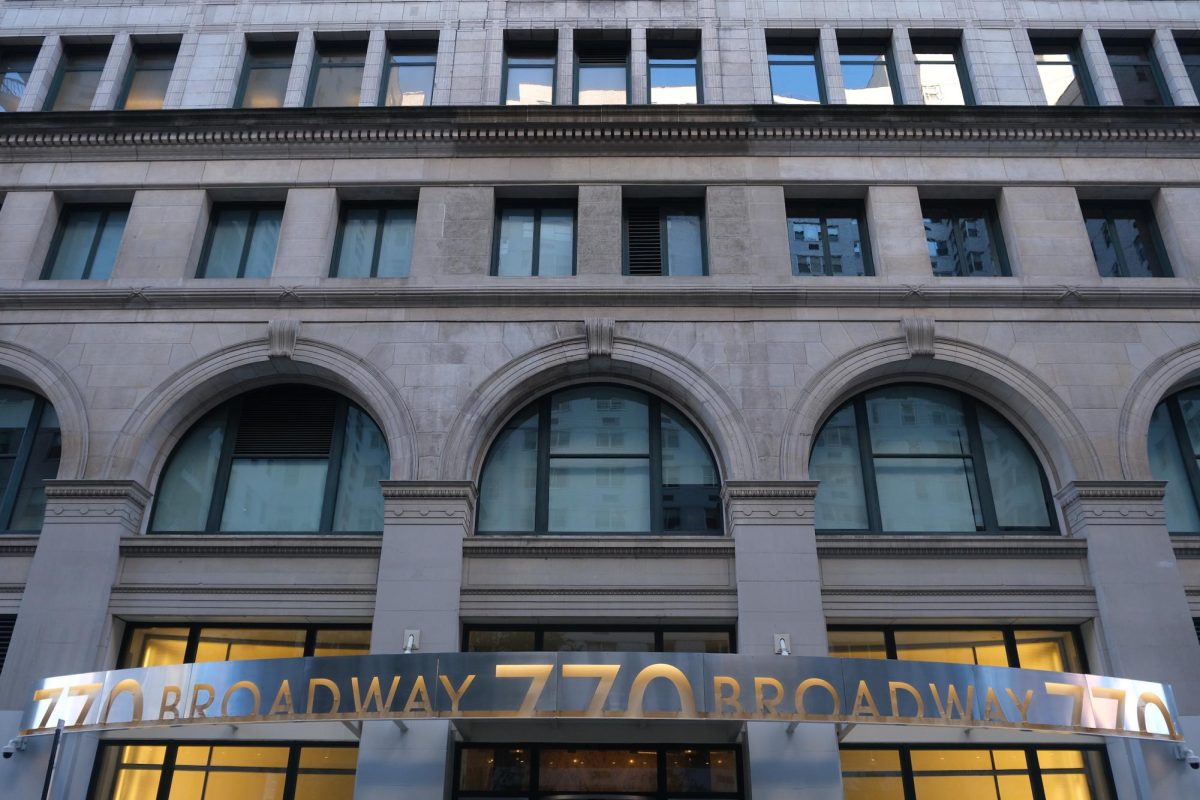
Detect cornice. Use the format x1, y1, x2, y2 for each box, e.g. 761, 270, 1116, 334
815, 535, 1087, 559
120, 536, 383, 558
0, 537, 39, 557
722, 481, 820, 501
1057, 481, 1168, 502
1173, 539, 1200, 559
0, 106, 1196, 161
380, 481, 477, 501
43, 479, 151, 504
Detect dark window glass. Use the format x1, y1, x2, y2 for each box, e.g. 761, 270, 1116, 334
331, 203, 415, 278
912, 39, 973, 105
45, 45, 108, 111
829, 626, 1084, 672
623, 200, 706, 276
464, 626, 734, 653
149, 385, 389, 533
308, 41, 366, 107
493, 202, 575, 276
922, 201, 1009, 277
1031, 38, 1094, 106
0, 387, 60, 532
120, 623, 370, 667
1149, 388, 1200, 533
787, 201, 872, 276
382, 42, 436, 106
575, 38, 628, 105
93, 743, 357, 800
768, 39, 823, 104
477, 385, 721, 534
503, 42, 555, 105
0, 615, 13, 672
1181, 40, 1200, 98
42, 204, 128, 280
119, 44, 176, 110
237, 41, 294, 108
196, 203, 282, 279
0, 46, 39, 112
810, 384, 1055, 533
648, 38, 701, 104
1105, 40, 1169, 106
840, 40, 896, 104
1081, 200, 1171, 278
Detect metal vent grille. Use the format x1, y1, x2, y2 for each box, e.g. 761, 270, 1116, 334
626, 207, 663, 276
577, 43, 628, 64
0, 615, 14, 672
233, 389, 337, 457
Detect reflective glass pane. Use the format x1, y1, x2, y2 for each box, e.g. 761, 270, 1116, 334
978, 405, 1051, 528
663, 630, 731, 653
384, 55, 435, 106
650, 60, 699, 104
0, 389, 34, 509
51, 63, 103, 111
828, 630, 888, 660
537, 208, 574, 276
151, 408, 227, 531
89, 207, 127, 280
661, 406, 720, 533
770, 53, 821, 104
243, 208, 281, 278
313, 628, 371, 656
201, 208, 252, 278
1041, 774, 1094, 800
875, 456, 980, 532
496, 208, 536, 276
915, 51, 967, 105
310, 48, 364, 107
539, 749, 657, 792
550, 386, 648, 455
299, 747, 359, 770
1148, 401, 1200, 533
1185, 48, 1200, 97
1036, 51, 1087, 106
1083, 205, 1166, 278
505, 57, 554, 105
10, 405, 61, 530
220, 458, 328, 531
377, 207, 415, 277
293, 774, 356, 800
240, 46, 293, 108
466, 630, 537, 652
548, 457, 650, 532
543, 630, 655, 652
334, 207, 379, 278
925, 213, 1003, 276
1179, 389, 1200, 453
665, 210, 704, 275
1015, 630, 1081, 673
894, 630, 1009, 666
459, 747, 532, 792
1086, 217, 1121, 278
111, 766, 162, 800
0, 49, 37, 112
666, 749, 738, 792
841, 750, 905, 800
811, 404, 869, 530
1108, 45, 1165, 106
578, 64, 627, 105
477, 409, 538, 532
123, 52, 175, 110
842, 50, 894, 104
332, 405, 388, 531
193, 628, 306, 662
47, 208, 103, 279
866, 385, 970, 456
123, 627, 190, 667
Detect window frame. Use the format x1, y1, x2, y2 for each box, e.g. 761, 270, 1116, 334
379, 40, 438, 107
329, 201, 417, 278
572, 38, 631, 105
462, 623, 737, 653
1079, 199, 1173, 278
910, 37, 975, 106
116, 42, 178, 111
921, 200, 1012, 278
1030, 36, 1098, 106
40, 203, 128, 280
766, 37, 827, 105
117, 622, 372, 668
785, 200, 874, 276
43, 44, 109, 112
305, 39, 367, 108
838, 39, 901, 104
0, 45, 42, 113
1103, 38, 1172, 107
827, 624, 1087, 672
647, 37, 704, 105
0, 389, 55, 532
1154, 389, 1200, 534
501, 41, 557, 106
490, 200, 578, 277
622, 199, 708, 277
814, 385, 1058, 535
234, 40, 296, 109
195, 202, 284, 279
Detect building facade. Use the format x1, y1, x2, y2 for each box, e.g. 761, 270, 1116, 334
0, 0, 1199, 797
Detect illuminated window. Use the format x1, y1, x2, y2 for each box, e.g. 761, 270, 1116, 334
118, 43, 177, 110
120, 624, 370, 667
237, 41, 294, 109
42, 204, 128, 280
828, 626, 1084, 672
0, 387, 61, 532
464, 625, 733, 653
1031, 37, 1095, 106
912, 38, 973, 105
45, 44, 109, 111
1081, 200, 1171, 278
382, 40, 436, 106
0, 45, 40, 112
1148, 388, 1200, 533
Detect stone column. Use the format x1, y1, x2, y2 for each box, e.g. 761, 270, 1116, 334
576, 185, 622, 277
359, 29, 387, 107
864, 185, 929, 281
1057, 481, 1200, 799
820, 28, 845, 104
112, 189, 209, 281
630, 27, 648, 105
1080, 28, 1122, 106
890, 26, 920, 105
0, 192, 59, 284
725, 482, 843, 800
20, 35, 62, 112
272, 188, 339, 280
354, 481, 474, 800
91, 32, 132, 111
1153, 28, 1198, 106
284, 30, 315, 108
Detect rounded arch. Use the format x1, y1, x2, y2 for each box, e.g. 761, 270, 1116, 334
1119, 340, 1200, 480
108, 337, 417, 488
0, 340, 88, 479
439, 336, 759, 484
781, 336, 1101, 486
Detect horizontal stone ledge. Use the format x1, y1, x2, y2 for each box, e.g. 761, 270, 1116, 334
109, 585, 377, 595
119, 535, 383, 559
816, 535, 1088, 559
823, 586, 1096, 597
463, 537, 735, 559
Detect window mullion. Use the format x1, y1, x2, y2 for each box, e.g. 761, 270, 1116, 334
1167, 398, 1200, 523
649, 396, 664, 534
1003, 629, 1022, 668
320, 399, 349, 532
206, 399, 243, 532
370, 207, 387, 278
236, 209, 258, 279
1027, 748, 1049, 800
80, 208, 109, 280
854, 397, 883, 533
281, 745, 302, 800
899, 747, 917, 800
530, 207, 542, 276
821, 215, 835, 276
0, 397, 42, 530
154, 744, 179, 800
659, 209, 669, 276
1105, 216, 1131, 278
963, 399, 999, 532
534, 397, 551, 532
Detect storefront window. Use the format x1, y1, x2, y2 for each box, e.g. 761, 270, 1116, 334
120, 624, 371, 667
828, 626, 1084, 673
465, 625, 733, 653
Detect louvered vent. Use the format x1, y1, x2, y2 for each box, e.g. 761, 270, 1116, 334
626, 207, 663, 276
577, 43, 627, 64
0, 615, 14, 672
234, 388, 337, 457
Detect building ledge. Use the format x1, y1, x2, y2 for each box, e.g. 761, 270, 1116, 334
816, 535, 1088, 558
119, 535, 383, 558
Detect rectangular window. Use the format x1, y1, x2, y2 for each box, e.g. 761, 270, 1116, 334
120, 624, 370, 667
574, 36, 629, 105
118, 43, 177, 110
0, 45, 40, 112
624, 200, 706, 276
307, 40, 366, 107
1081, 200, 1172, 278
331, 203, 415, 278
912, 38, 973, 105
45, 44, 108, 111
1104, 39, 1170, 106
503, 40, 555, 105
492, 202, 576, 276
1031, 37, 1095, 106
1178, 39, 1200, 99
828, 626, 1085, 673
841, 747, 1112, 800
464, 625, 734, 653
922, 200, 1009, 277
237, 41, 294, 108
196, 203, 283, 279
93, 743, 358, 800
42, 204, 128, 280
767, 37, 824, 104
839, 39, 897, 104
381, 40, 436, 106
787, 201, 872, 276
0, 615, 12, 672
648, 36, 701, 104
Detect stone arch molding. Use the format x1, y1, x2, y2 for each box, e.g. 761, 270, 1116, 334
108, 337, 418, 488
780, 336, 1102, 487
0, 339, 88, 480
1119, 340, 1200, 480
438, 334, 759, 484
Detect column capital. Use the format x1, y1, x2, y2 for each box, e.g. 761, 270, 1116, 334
381, 480, 477, 528
1055, 480, 1167, 530
722, 481, 819, 528
42, 479, 151, 533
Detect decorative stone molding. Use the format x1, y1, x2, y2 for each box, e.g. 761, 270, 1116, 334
823, 587, 1095, 597
902, 316, 935, 358
1056, 480, 1168, 531
267, 319, 301, 359
722, 481, 818, 529
816, 536, 1086, 559
463, 539, 734, 559
0, 339, 89, 480
1173, 540, 1200, 559
1119, 341, 1200, 481
120, 538, 382, 558
460, 587, 736, 597
42, 480, 151, 533
382, 480, 477, 527
584, 318, 614, 359
110, 585, 376, 595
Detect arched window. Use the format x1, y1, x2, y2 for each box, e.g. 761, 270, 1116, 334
150, 385, 389, 533
477, 385, 722, 535
810, 384, 1055, 534
1148, 388, 1200, 534
0, 387, 61, 532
